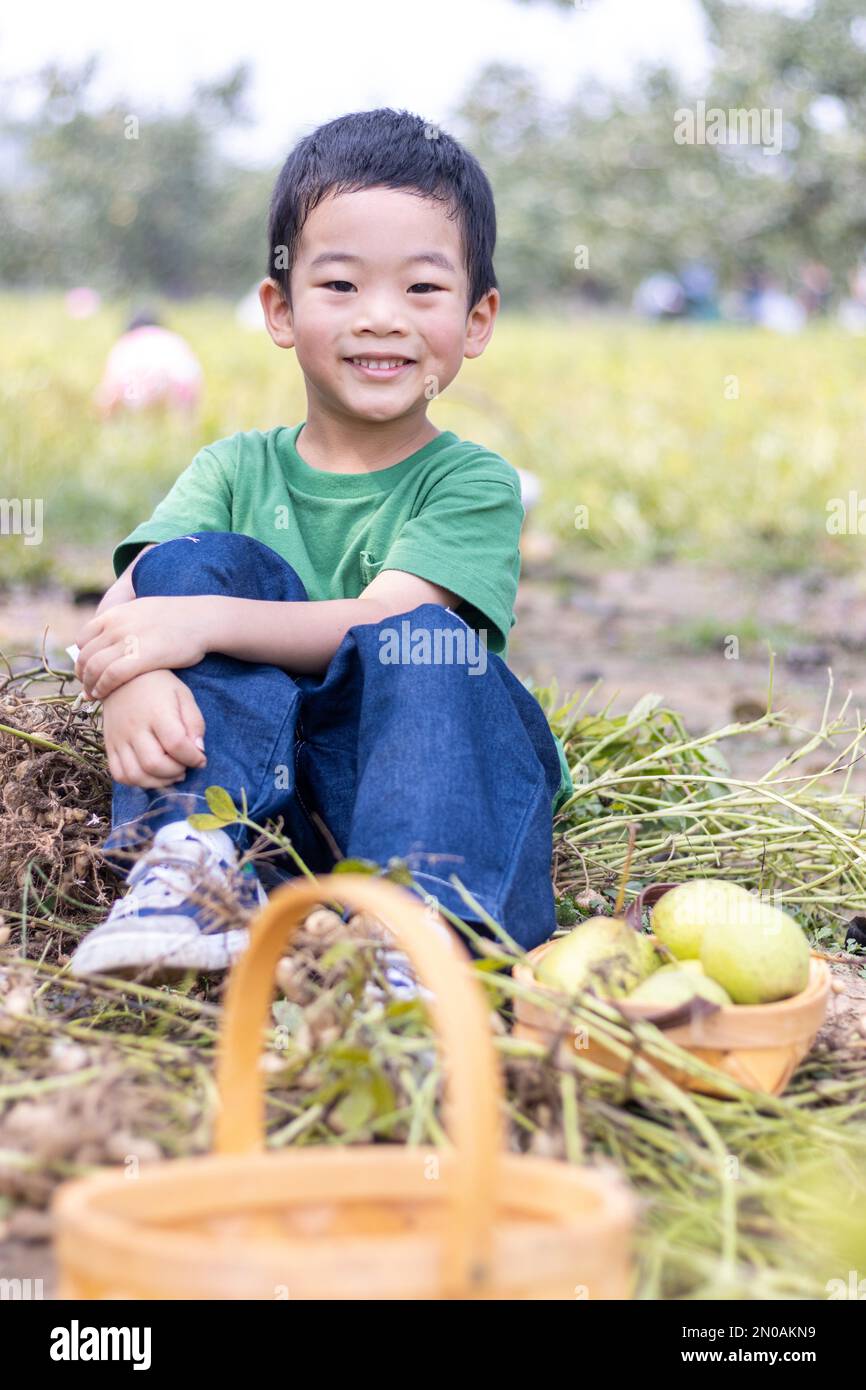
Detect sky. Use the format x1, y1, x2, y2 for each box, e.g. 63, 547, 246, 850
0, 0, 714, 167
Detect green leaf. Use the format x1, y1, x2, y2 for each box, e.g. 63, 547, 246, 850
384, 999, 420, 1020
187, 813, 230, 831
472, 957, 510, 974
205, 785, 239, 821
369, 1070, 397, 1114
384, 858, 414, 886
333, 857, 379, 875
319, 941, 357, 971
329, 1045, 371, 1065
330, 1082, 376, 1133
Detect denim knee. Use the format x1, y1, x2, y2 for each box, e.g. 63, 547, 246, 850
367, 603, 493, 678
132, 531, 309, 603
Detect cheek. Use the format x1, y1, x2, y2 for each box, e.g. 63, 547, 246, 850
418, 305, 467, 361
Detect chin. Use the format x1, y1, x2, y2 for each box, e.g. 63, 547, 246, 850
343, 396, 416, 421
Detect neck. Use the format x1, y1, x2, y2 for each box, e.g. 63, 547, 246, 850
296, 399, 441, 474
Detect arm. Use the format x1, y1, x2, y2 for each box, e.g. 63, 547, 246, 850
195, 568, 460, 670
90, 544, 157, 618
80, 545, 207, 784
75, 569, 459, 699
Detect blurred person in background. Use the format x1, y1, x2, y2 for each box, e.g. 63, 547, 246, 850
95, 310, 204, 419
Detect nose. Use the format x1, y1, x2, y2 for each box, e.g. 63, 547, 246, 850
350, 286, 410, 339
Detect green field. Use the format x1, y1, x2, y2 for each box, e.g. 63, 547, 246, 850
2, 295, 864, 588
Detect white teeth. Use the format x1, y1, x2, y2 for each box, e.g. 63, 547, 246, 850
351, 358, 410, 370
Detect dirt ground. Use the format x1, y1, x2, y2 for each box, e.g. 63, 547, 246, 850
511, 548, 866, 787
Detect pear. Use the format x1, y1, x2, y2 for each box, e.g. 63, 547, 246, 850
700, 901, 810, 1004
651, 879, 753, 959
629, 965, 731, 1010
534, 916, 660, 998
652, 959, 707, 978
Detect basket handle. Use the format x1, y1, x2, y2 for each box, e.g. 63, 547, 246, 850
214, 873, 504, 1297
624, 882, 679, 931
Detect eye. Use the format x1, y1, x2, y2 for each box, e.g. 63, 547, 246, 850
408, 283, 442, 294
323, 280, 355, 292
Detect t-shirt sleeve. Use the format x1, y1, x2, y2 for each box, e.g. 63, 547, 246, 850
378, 468, 524, 655
552, 732, 575, 816
111, 445, 233, 577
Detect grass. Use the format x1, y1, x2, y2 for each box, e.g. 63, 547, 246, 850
2, 295, 866, 587
1, 666, 866, 1298
3, 300, 866, 1297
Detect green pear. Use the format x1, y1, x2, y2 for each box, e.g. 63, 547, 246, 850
654, 959, 707, 977
629, 966, 731, 1010
651, 879, 753, 959
535, 916, 660, 998
700, 901, 810, 1004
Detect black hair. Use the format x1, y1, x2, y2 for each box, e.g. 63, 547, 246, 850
267, 108, 497, 314
126, 308, 161, 332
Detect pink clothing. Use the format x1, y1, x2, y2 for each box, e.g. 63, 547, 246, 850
96, 326, 203, 415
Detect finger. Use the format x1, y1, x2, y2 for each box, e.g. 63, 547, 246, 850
106, 744, 126, 784
154, 707, 206, 769
176, 686, 207, 757
112, 745, 142, 788
123, 754, 182, 790
90, 650, 147, 700
76, 631, 109, 684
131, 729, 188, 782
75, 615, 104, 651
79, 641, 121, 697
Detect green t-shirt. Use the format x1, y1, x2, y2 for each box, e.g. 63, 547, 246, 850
113, 422, 574, 814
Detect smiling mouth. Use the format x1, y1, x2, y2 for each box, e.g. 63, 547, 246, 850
344, 356, 416, 375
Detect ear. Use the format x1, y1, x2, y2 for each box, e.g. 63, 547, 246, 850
463, 288, 500, 361
259, 278, 295, 349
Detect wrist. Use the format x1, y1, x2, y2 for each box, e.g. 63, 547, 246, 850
194, 595, 230, 655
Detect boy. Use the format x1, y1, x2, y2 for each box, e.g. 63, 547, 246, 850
69, 107, 573, 982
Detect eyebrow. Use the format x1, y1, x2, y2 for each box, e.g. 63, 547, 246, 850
309, 251, 457, 272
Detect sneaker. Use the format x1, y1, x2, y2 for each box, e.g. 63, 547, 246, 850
371, 912, 458, 1004
69, 822, 268, 981
381, 948, 434, 1002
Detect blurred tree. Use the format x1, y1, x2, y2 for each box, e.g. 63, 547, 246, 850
0, 56, 270, 297
459, 0, 866, 304
2, 2, 866, 304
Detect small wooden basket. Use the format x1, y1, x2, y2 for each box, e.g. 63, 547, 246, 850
513, 933, 830, 1098
53, 875, 636, 1300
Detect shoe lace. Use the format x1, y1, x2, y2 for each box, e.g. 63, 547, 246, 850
126, 836, 230, 906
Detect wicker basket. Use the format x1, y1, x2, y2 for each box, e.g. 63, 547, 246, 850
53, 875, 636, 1300
512, 938, 830, 1098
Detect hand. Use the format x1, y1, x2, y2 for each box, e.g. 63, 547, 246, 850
102, 669, 207, 788
75, 596, 212, 699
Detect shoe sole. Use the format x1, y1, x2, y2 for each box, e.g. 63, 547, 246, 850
68, 925, 250, 981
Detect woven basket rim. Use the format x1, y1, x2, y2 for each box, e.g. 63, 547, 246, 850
53, 1148, 636, 1267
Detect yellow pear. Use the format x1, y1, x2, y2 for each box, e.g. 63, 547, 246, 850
629, 965, 731, 1009
651, 879, 753, 959
700, 901, 810, 1004
535, 916, 660, 998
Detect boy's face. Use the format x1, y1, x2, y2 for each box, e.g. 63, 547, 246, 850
260, 186, 498, 424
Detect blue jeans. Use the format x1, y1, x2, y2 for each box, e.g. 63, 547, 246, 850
104, 532, 562, 951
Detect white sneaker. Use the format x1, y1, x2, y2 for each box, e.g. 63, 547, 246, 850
381, 948, 434, 1002
69, 822, 268, 980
